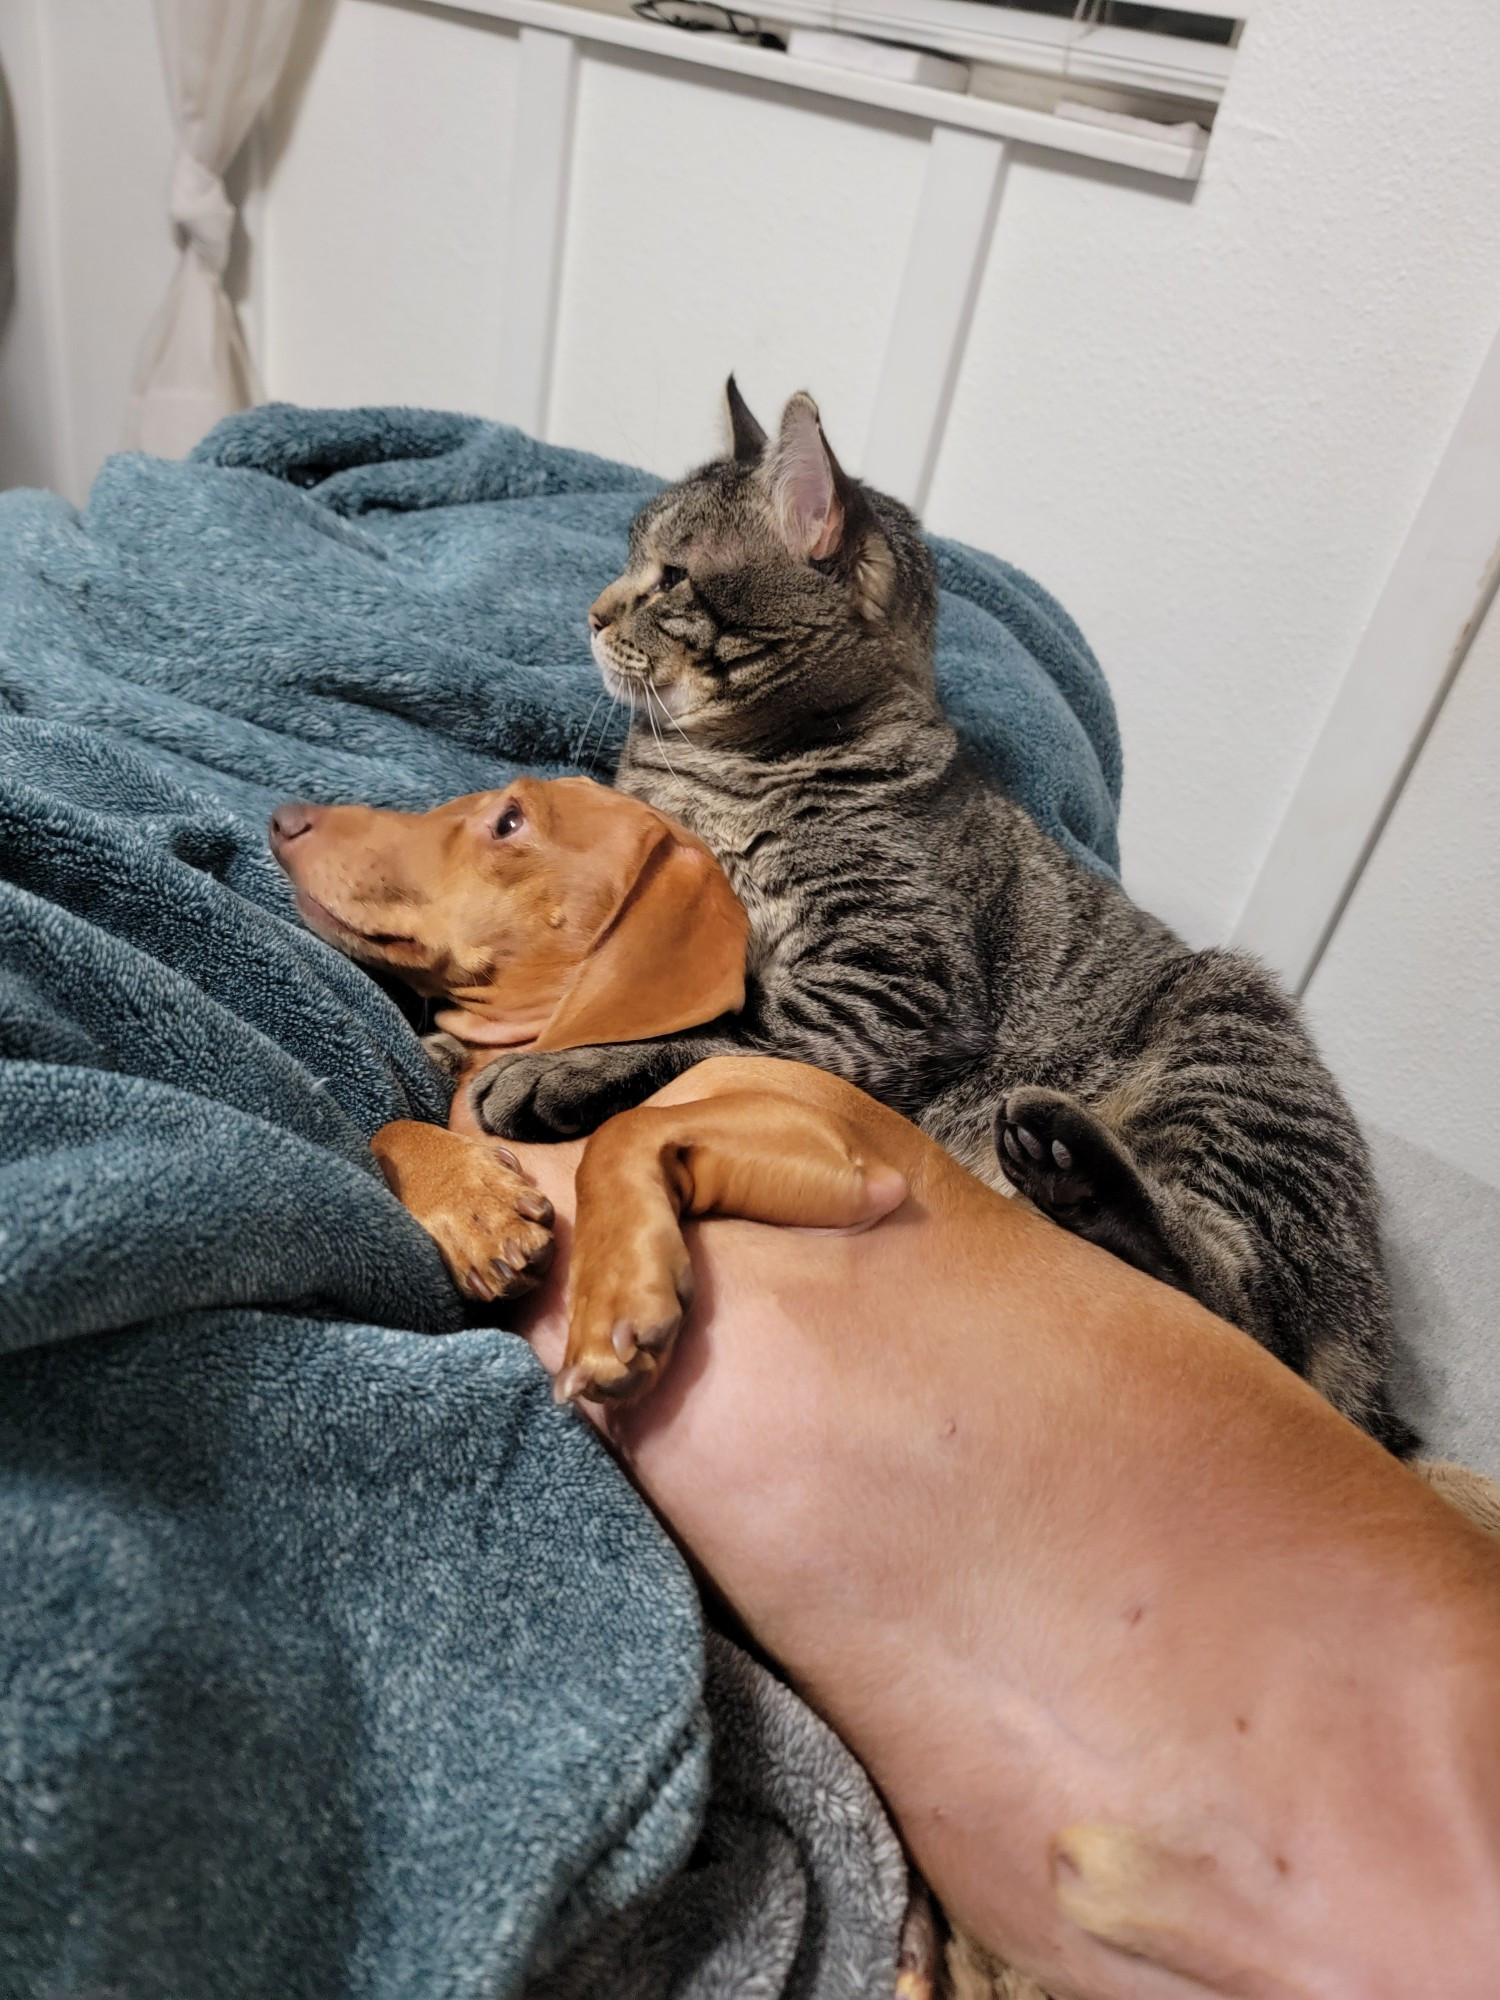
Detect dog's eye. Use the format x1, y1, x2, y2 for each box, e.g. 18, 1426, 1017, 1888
657, 564, 687, 593
494, 804, 524, 839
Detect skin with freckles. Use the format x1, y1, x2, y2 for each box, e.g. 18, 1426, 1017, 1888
502, 1060, 1500, 2000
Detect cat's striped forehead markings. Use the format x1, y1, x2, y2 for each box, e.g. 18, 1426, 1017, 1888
631, 474, 772, 576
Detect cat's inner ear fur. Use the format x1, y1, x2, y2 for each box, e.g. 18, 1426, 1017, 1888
724, 374, 768, 464
764, 392, 844, 562
764, 392, 895, 619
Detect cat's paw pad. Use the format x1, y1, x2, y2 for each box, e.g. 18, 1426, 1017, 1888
997, 1087, 1140, 1228
997, 1089, 1190, 1289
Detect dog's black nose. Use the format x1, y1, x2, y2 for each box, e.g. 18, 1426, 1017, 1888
269, 802, 317, 846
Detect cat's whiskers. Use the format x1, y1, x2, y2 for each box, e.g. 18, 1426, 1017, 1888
645, 685, 680, 781
572, 687, 608, 768
574, 694, 603, 769
592, 694, 623, 772
654, 686, 695, 751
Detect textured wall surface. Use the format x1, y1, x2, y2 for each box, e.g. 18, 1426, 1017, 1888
2, 0, 1499, 1029
1306, 590, 1500, 1189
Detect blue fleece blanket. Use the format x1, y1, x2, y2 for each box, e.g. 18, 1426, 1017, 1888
0, 404, 1121, 2000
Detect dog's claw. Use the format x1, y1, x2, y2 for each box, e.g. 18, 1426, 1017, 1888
395, 1144, 555, 1304
554, 1348, 658, 1405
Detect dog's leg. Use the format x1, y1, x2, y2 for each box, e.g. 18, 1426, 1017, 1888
942, 1928, 1051, 2000
371, 1120, 554, 1301
1048, 1826, 1298, 2000
896, 1874, 940, 2000
1414, 1458, 1500, 1539
557, 1087, 908, 1403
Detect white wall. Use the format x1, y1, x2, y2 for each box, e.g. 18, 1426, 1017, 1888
0, 0, 176, 503
3, 0, 1500, 1000
1305, 587, 1500, 1190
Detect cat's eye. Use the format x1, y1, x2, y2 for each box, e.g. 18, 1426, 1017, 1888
657, 564, 688, 593
494, 803, 524, 838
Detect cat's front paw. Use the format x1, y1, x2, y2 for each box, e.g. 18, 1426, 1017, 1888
467, 1045, 651, 1142
420, 1030, 474, 1080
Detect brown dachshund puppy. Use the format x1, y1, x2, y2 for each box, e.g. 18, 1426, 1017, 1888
270, 786, 1500, 1995
268, 776, 748, 1300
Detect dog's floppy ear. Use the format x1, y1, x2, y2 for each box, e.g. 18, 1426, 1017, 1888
535, 818, 748, 1050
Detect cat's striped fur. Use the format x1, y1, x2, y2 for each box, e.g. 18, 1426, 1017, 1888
474, 383, 1411, 1452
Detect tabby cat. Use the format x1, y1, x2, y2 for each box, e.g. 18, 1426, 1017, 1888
473, 379, 1411, 1453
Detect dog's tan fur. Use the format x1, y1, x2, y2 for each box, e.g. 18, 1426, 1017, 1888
506, 1058, 1500, 1998
271, 783, 1500, 1997
269, 776, 746, 1294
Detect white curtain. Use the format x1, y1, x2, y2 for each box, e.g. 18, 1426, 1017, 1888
124, 0, 303, 459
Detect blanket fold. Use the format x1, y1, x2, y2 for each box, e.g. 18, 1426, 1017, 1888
0, 404, 1123, 1998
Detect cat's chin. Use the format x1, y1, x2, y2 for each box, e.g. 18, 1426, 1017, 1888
604, 666, 700, 730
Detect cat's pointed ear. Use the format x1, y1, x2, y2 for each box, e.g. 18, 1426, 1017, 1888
724, 374, 768, 464
764, 392, 845, 562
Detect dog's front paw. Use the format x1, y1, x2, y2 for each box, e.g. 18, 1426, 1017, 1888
421, 1146, 555, 1303
371, 1121, 554, 1302
555, 1217, 695, 1406
467, 1045, 650, 1142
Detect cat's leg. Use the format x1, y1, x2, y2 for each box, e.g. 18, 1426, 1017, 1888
467, 1029, 751, 1142
994, 1086, 1262, 1335
994, 1079, 1418, 1454
982, 962, 1414, 1453
998, 1087, 1194, 1292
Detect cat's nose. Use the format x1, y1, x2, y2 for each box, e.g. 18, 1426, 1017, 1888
589, 580, 629, 632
